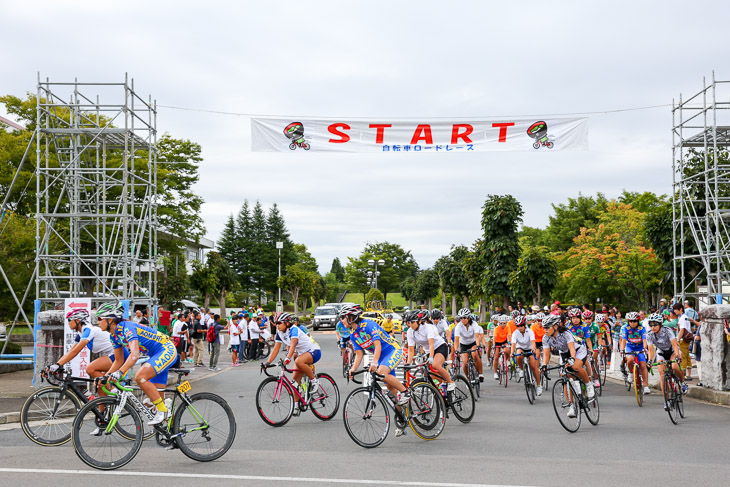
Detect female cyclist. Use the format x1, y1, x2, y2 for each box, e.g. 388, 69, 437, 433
404, 310, 454, 392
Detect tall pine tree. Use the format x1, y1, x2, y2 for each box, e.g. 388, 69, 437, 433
330, 257, 345, 282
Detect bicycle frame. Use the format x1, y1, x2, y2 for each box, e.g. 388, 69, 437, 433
264, 360, 329, 408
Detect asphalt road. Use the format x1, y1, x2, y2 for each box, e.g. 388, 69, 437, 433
1, 331, 729, 487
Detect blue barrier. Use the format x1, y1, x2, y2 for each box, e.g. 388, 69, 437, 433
1, 354, 34, 359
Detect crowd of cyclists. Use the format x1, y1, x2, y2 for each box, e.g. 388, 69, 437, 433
34, 298, 697, 463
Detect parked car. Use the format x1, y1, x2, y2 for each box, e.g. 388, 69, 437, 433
312, 305, 339, 330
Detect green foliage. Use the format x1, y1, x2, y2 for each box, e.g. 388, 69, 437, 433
323, 272, 348, 303
481, 195, 523, 302
545, 193, 608, 252
0, 340, 22, 355
157, 255, 189, 309
277, 263, 319, 313
518, 226, 549, 247
435, 245, 470, 300
329, 257, 345, 282
415, 269, 440, 302
399, 277, 417, 304
508, 237, 558, 305
293, 243, 318, 272
365, 288, 385, 302
344, 242, 418, 299
0, 214, 36, 320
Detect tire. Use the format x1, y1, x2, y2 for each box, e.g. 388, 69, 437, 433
502, 356, 509, 388
598, 352, 607, 386
343, 387, 390, 448
546, 141, 554, 149
407, 383, 446, 441
258, 341, 271, 360
72, 396, 143, 470
664, 376, 679, 425
311, 373, 340, 420
592, 359, 602, 397
21, 386, 81, 446
676, 377, 685, 418
533, 141, 540, 149
255, 377, 294, 426
449, 375, 475, 423
540, 370, 551, 397
525, 368, 535, 404
289, 143, 296, 150
468, 361, 480, 400
584, 392, 600, 426
302, 143, 310, 150
552, 378, 581, 433
173, 392, 236, 462
497, 356, 504, 385
634, 367, 643, 407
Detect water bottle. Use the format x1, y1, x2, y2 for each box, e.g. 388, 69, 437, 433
440, 383, 448, 397
164, 398, 172, 411
568, 378, 578, 395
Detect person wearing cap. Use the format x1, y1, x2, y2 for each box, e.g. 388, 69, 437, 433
658, 299, 669, 313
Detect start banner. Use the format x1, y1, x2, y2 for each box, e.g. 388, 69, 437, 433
251, 117, 588, 152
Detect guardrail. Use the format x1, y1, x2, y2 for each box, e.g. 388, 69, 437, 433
0, 353, 34, 364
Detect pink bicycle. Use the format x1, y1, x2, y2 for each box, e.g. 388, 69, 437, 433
256, 359, 339, 426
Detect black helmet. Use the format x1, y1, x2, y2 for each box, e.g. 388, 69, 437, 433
430, 309, 443, 321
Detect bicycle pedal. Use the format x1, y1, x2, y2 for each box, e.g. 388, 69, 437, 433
164, 442, 179, 451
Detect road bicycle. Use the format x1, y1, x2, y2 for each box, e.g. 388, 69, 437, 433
342, 368, 445, 448
256, 359, 339, 426
585, 352, 602, 397
515, 351, 538, 404
649, 359, 685, 424
624, 351, 648, 407
595, 344, 610, 386
243, 339, 271, 361
404, 354, 475, 423
453, 346, 482, 399
494, 344, 509, 388
21, 369, 153, 446
340, 341, 355, 381
71, 368, 236, 470
547, 361, 599, 433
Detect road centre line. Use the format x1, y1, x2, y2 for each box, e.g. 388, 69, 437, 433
0, 468, 534, 487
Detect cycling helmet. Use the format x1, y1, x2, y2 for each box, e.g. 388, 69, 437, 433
95, 302, 123, 320
403, 310, 419, 323
339, 303, 363, 321
403, 306, 410, 311
415, 309, 430, 323
595, 313, 606, 324
66, 309, 90, 322
625, 311, 640, 322
471, 313, 478, 322
456, 308, 471, 319
535, 312, 545, 321
582, 310, 594, 321
514, 315, 527, 326
542, 314, 561, 328
430, 309, 442, 321
498, 314, 510, 324
292, 316, 300, 324
647, 313, 663, 324
510, 310, 520, 319
275, 312, 293, 323
526, 314, 535, 321
567, 308, 582, 318
385, 314, 393, 319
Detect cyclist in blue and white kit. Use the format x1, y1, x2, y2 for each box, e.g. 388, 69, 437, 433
263, 312, 322, 412
335, 316, 351, 350
341, 304, 409, 405
99, 302, 178, 425
620, 311, 651, 396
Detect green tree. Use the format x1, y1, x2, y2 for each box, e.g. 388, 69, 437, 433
158, 255, 189, 309
415, 269, 440, 309
508, 237, 558, 306
399, 277, 418, 309
365, 288, 385, 304
190, 258, 217, 309
481, 195, 523, 307
0, 214, 37, 321
278, 263, 317, 315
323, 272, 348, 303
293, 243, 318, 272
330, 257, 345, 282
344, 242, 418, 300
545, 193, 608, 252
207, 251, 238, 317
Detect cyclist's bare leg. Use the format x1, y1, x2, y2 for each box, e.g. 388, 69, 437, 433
529, 354, 540, 385
626, 355, 636, 376
639, 360, 649, 385
379, 365, 406, 395
570, 358, 590, 383
431, 353, 453, 384
657, 362, 666, 394
135, 363, 162, 403
86, 356, 113, 397
472, 350, 483, 374
492, 347, 500, 373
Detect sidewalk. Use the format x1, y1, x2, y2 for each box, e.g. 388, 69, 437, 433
602, 352, 730, 407
0, 343, 242, 425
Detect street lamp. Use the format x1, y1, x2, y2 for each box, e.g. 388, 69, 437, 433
366, 259, 385, 289
276, 242, 283, 314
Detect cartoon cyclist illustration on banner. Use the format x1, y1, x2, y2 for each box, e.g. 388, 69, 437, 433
526, 120, 554, 149
283, 122, 311, 150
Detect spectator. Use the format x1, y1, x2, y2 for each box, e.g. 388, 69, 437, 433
659, 298, 669, 313
238, 313, 250, 363
172, 313, 189, 365
191, 311, 206, 367
248, 315, 263, 360
208, 314, 225, 371
132, 309, 143, 324
139, 309, 150, 326
674, 303, 694, 381
516, 301, 526, 315
229, 316, 242, 367
612, 310, 625, 345
157, 308, 171, 336
663, 309, 678, 335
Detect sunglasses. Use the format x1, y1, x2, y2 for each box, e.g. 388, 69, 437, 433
517, 324, 526, 327
650, 323, 661, 327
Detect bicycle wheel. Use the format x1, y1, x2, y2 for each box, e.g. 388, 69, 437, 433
540, 370, 551, 396
311, 373, 340, 420
72, 396, 143, 470
552, 379, 581, 433
676, 377, 685, 418
634, 367, 643, 407
584, 392, 600, 426
468, 362, 480, 400
525, 369, 535, 405
407, 383, 445, 440
598, 352, 607, 386
21, 386, 81, 446
502, 356, 509, 388
343, 387, 390, 448
449, 375, 475, 423
259, 340, 271, 360
664, 376, 678, 425
592, 359, 603, 397
173, 392, 236, 462
497, 356, 504, 385
255, 377, 294, 426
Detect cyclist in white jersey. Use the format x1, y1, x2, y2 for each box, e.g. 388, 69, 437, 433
510, 314, 542, 395
430, 309, 451, 345
452, 308, 485, 382
405, 310, 455, 391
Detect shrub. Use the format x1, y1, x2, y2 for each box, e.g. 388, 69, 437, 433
0, 340, 22, 355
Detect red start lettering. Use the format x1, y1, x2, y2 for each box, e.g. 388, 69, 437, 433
369, 124, 391, 144
451, 124, 473, 144
411, 124, 434, 144
492, 122, 515, 143
328, 123, 351, 143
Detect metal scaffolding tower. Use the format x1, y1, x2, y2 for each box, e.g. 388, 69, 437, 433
672, 72, 730, 305
34, 74, 158, 310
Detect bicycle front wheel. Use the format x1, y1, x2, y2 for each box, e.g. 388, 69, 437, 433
664, 376, 678, 424
343, 387, 389, 448
552, 379, 581, 433
675, 376, 685, 418
21, 386, 81, 446
311, 373, 340, 420
72, 396, 143, 470
174, 392, 236, 462
407, 383, 445, 440
468, 362, 480, 400
449, 375, 475, 423
584, 393, 600, 426
255, 377, 294, 426
598, 352, 607, 386
634, 367, 643, 407
525, 370, 536, 404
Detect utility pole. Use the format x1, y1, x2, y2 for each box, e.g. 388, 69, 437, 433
276, 242, 283, 314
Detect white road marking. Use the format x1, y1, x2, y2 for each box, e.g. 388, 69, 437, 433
0, 468, 534, 487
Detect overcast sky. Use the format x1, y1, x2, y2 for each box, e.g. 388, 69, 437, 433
3, 1, 729, 273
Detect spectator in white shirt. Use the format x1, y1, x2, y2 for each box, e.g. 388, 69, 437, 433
229, 316, 242, 366
248, 316, 263, 360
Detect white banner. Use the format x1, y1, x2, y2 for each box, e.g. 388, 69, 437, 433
64, 298, 92, 378
251, 117, 588, 152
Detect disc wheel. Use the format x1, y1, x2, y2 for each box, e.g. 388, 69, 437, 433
552, 378, 581, 433
255, 377, 294, 426
342, 387, 389, 448
71, 396, 143, 470
310, 373, 340, 420
407, 383, 445, 440
448, 375, 475, 423
173, 392, 236, 462
21, 386, 81, 446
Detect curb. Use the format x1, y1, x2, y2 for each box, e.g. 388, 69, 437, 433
0, 412, 20, 424
605, 370, 730, 407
